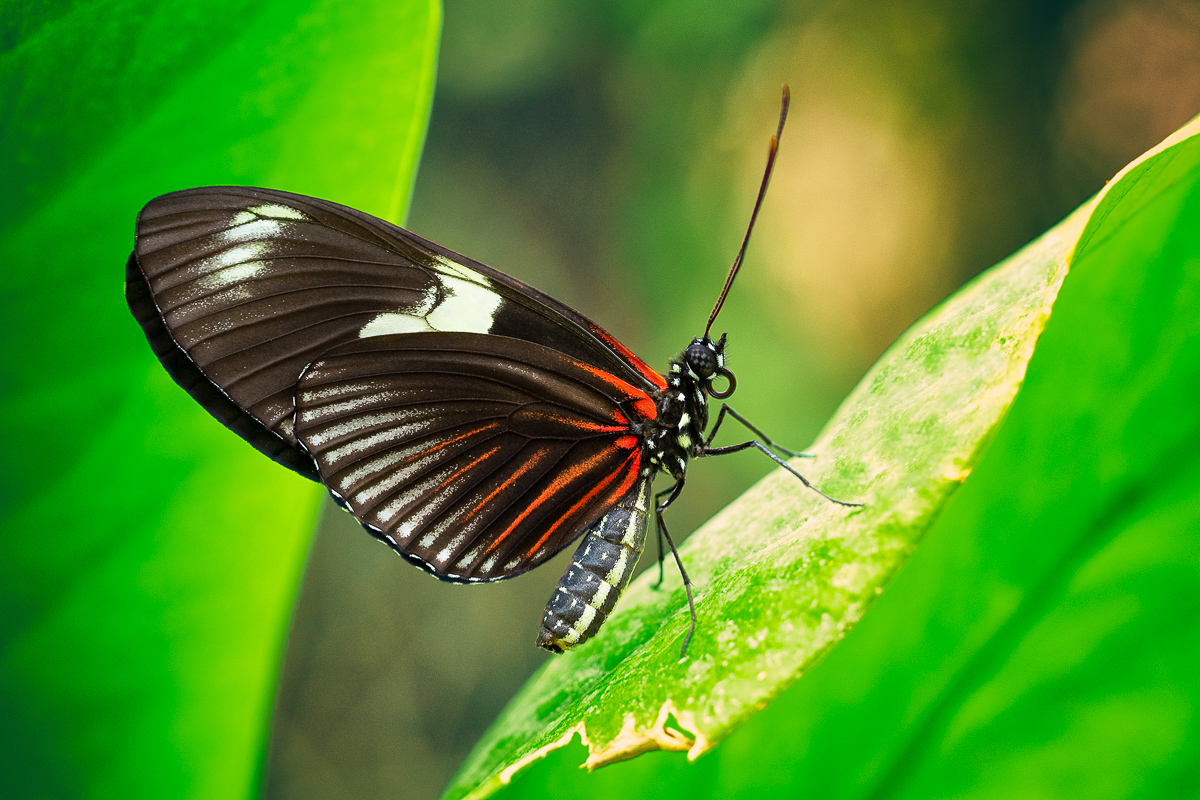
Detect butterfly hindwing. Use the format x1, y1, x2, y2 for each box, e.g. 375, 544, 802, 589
293, 331, 651, 581
128, 186, 666, 479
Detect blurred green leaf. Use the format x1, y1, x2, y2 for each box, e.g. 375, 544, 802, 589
444, 118, 1200, 799
0, 1, 439, 798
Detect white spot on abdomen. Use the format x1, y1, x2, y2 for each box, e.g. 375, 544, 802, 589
571, 603, 597, 635
591, 580, 613, 609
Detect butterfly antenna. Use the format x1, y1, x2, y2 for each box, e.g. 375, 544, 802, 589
704, 84, 790, 339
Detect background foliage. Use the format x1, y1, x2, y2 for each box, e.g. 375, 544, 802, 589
0, 1, 438, 797
3, 1, 1199, 800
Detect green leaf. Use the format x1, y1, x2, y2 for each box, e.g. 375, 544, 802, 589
444, 118, 1200, 799
0, 2, 439, 798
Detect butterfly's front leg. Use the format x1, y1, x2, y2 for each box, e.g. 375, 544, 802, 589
704, 402, 815, 459
536, 479, 653, 653
701, 437, 861, 507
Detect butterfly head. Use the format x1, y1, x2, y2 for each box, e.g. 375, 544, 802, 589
684, 333, 735, 400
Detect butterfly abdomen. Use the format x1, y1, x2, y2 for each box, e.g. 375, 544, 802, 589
536, 479, 652, 652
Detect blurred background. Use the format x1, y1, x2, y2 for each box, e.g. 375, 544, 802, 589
264, 1, 1200, 798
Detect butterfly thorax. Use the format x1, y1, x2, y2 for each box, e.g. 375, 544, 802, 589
640, 335, 729, 481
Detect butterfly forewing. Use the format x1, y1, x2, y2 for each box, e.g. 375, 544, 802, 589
128, 187, 666, 479
293, 332, 649, 580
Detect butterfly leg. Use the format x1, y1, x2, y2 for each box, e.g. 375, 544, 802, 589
650, 484, 674, 590
705, 403, 814, 458
702, 439, 863, 507
655, 479, 699, 657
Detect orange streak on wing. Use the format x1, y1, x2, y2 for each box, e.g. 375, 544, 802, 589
423, 422, 501, 457
341, 422, 502, 493
390, 445, 507, 534
569, 359, 658, 423
484, 446, 617, 556
435, 444, 503, 493
615, 435, 638, 449
524, 450, 640, 558
533, 409, 627, 435
456, 446, 555, 528
630, 396, 656, 421
573, 361, 638, 396
588, 324, 669, 390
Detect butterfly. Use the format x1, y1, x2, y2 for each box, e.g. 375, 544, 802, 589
125, 85, 859, 657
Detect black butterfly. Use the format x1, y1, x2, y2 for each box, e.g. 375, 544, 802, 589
125, 86, 859, 656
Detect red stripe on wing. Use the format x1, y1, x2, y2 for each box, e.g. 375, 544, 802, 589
587, 323, 668, 390
523, 449, 640, 558
568, 358, 659, 422
630, 395, 657, 422
484, 446, 619, 557
453, 446, 558, 531
434, 445, 503, 493
507, 404, 630, 438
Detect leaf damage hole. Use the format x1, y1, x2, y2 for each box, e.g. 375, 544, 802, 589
663, 710, 691, 740
584, 702, 708, 769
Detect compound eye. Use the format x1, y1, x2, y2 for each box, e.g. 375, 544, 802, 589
685, 343, 717, 378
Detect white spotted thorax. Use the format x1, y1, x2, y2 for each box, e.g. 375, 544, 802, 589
536, 335, 730, 652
